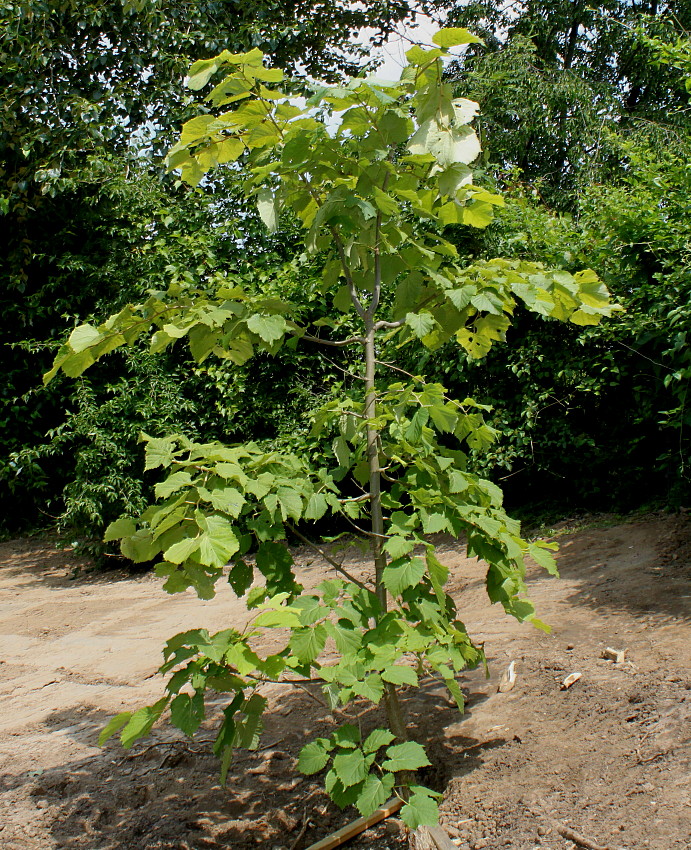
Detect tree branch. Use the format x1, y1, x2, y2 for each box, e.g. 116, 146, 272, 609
374, 359, 421, 381
374, 318, 406, 330
286, 523, 368, 590
301, 332, 365, 348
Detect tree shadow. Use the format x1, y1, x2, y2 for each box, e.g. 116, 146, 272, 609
0, 536, 140, 591
548, 515, 691, 624
10, 678, 505, 850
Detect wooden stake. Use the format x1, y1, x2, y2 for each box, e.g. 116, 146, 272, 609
304, 797, 403, 850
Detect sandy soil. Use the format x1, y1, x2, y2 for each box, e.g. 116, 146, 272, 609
0, 512, 689, 850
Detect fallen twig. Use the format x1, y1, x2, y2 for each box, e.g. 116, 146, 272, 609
553, 822, 627, 850
530, 801, 627, 850
290, 806, 310, 850
636, 750, 669, 764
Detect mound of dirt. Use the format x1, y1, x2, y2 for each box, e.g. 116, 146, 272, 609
0, 513, 689, 849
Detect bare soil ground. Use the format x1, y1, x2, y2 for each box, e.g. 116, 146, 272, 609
0, 512, 689, 850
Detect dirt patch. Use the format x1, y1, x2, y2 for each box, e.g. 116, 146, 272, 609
0, 514, 689, 849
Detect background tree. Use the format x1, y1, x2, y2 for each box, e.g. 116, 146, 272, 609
1, 0, 428, 538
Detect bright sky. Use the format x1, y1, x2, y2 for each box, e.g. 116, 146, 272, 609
362, 11, 442, 79
356, 7, 471, 82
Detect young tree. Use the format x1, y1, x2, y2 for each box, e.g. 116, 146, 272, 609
45, 30, 618, 827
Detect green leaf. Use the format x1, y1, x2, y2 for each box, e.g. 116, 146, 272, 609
462, 200, 494, 229
255, 541, 293, 581
332, 748, 368, 788
304, 493, 328, 520
356, 774, 395, 817
276, 486, 303, 521
426, 550, 448, 604
187, 57, 219, 90
382, 556, 426, 596
104, 516, 136, 542
372, 187, 399, 216
409, 121, 481, 168
384, 535, 415, 559
444, 677, 465, 712
406, 311, 436, 339
325, 621, 362, 655
432, 28, 483, 48
362, 728, 396, 754
400, 788, 440, 828
405, 408, 428, 443
120, 697, 169, 748
381, 665, 418, 687
68, 323, 102, 352
257, 187, 278, 233
333, 284, 353, 313
528, 542, 559, 576
197, 515, 240, 566
332, 724, 360, 748
164, 536, 201, 564
289, 624, 327, 662
298, 739, 332, 774
428, 404, 457, 433
155, 471, 193, 499
208, 486, 246, 518
120, 530, 158, 564
98, 712, 130, 746
326, 772, 363, 809
170, 691, 205, 736
421, 512, 450, 534
353, 673, 384, 703
382, 741, 431, 773
144, 436, 177, 470
246, 313, 287, 344
254, 608, 302, 628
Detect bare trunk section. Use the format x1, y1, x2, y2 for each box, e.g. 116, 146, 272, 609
363, 323, 408, 743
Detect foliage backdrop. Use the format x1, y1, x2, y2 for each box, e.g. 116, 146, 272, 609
2, 0, 691, 547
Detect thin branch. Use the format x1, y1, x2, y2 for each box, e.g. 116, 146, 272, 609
614, 338, 672, 371
340, 493, 372, 504
322, 354, 367, 382
286, 523, 368, 590
301, 332, 365, 348
346, 276, 368, 321
374, 359, 421, 381
341, 511, 389, 540
374, 318, 406, 330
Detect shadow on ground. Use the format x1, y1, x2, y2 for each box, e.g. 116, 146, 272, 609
10, 681, 497, 850
553, 514, 691, 624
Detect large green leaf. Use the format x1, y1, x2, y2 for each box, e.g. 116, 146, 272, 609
381, 664, 418, 687
164, 536, 201, 564
298, 739, 332, 774
355, 773, 395, 816
246, 313, 287, 344
432, 28, 483, 48
170, 691, 205, 736
400, 788, 440, 828
362, 728, 395, 754
382, 556, 426, 596
289, 624, 327, 662
155, 471, 193, 499
382, 741, 431, 772
197, 515, 240, 567
257, 187, 278, 232
119, 697, 170, 749
332, 748, 369, 788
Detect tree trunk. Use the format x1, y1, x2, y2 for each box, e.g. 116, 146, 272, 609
363, 323, 408, 743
